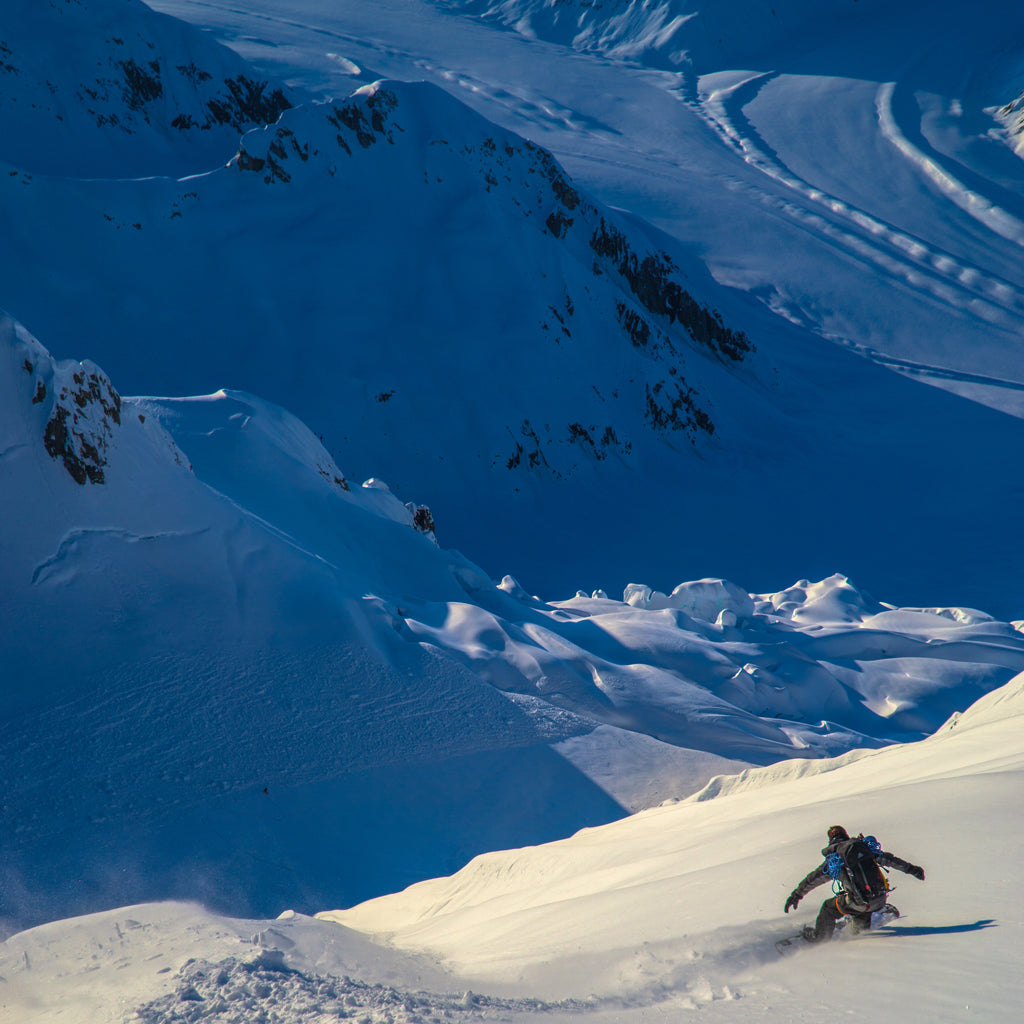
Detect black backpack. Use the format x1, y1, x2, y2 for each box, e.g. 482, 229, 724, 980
826, 836, 888, 910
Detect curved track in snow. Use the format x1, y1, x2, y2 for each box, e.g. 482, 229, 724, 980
696, 72, 1024, 334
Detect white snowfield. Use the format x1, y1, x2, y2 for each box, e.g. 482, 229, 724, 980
2, 676, 1020, 1023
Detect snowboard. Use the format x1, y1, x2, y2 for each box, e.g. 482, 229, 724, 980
776, 906, 900, 953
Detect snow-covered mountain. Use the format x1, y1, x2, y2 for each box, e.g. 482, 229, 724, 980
3, 2, 1024, 1019
0, 0, 293, 177
5, 4, 1024, 612
5, 308, 1024, 933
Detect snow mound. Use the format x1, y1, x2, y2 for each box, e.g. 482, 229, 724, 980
623, 577, 754, 623
754, 573, 884, 624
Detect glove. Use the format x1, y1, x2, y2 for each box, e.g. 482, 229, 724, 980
784, 892, 800, 913
910, 865, 925, 881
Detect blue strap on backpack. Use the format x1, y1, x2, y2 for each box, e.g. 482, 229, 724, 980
825, 852, 845, 879
862, 835, 882, 855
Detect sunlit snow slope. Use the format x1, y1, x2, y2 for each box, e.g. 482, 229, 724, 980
320, 676, 1024, 1021
2, 676, 1018, 1023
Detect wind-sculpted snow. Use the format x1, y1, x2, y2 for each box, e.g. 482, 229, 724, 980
0, 0, 292, 177
389, 571, 1024, 760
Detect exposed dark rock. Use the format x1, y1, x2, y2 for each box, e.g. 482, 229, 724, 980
615, 301, 651, 349
645, 379, 714, 438
117, 58, 163, 112
175, 61, 213, 88
592, 219, 753, 362
527, 144, 581, 210
0, 40, 17, 75
326, 89, 397, 149
236, 151, 265, 174
206, 75, 291, 131
504, 419, 558, 476
545, 210, 573, 238
42, 368, 122, 485
409, 504, 436, 535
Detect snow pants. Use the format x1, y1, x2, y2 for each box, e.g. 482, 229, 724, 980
810, 892, 873, 942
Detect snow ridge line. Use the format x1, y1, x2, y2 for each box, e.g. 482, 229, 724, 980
696, 73, 1024, 328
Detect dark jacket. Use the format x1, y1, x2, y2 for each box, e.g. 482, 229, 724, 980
791, 837, 922, 911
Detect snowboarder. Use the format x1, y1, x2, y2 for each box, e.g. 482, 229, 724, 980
784, 825, 925, 942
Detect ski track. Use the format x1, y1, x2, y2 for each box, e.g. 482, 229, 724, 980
875, 81, 1024, 247
861, 351, 1024, 393
696, 72, 1024, 331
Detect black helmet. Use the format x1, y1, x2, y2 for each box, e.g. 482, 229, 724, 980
827, 825, 849, 842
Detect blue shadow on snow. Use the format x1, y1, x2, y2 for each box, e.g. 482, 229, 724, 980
878, 920, 996, 937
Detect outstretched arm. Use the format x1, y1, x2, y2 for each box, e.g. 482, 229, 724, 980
785, 865, 829, 912
879, 852, 925, 880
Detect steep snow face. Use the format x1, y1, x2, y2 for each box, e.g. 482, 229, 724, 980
0, 0, 292, 177
2, 681, 1021, 1024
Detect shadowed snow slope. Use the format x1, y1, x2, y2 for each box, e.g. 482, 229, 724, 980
0, 0, 293, 178
6, 0, 1024, 614
0, 310, 624, 926
1, 678, 1019, 1023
